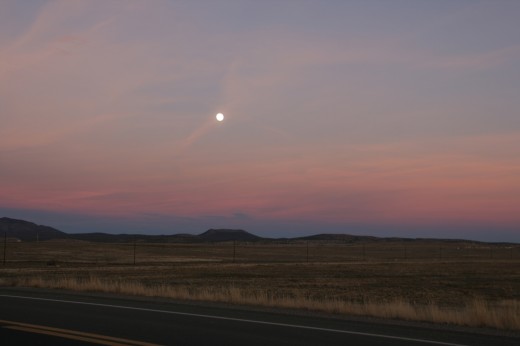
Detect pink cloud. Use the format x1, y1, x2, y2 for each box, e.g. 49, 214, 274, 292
1, 1, 519, 237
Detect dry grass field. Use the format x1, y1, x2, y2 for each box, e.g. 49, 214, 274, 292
1, 240, 519, 330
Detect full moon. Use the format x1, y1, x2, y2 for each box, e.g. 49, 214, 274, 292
216, 113, 224, 121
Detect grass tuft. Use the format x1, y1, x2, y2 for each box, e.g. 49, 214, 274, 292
7, 275, 520, 331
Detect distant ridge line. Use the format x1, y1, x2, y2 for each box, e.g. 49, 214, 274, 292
0, 217, 510, 244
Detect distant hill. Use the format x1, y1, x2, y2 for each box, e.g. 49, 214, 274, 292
297, 233, 379, 243
0, 217, 499, 244
67, 230, 261, 243
68, 232, 201, 243
0, 218, 263, 243
199, 229, 261, 242
0, 217, 68, 242
296, 233, 479, 244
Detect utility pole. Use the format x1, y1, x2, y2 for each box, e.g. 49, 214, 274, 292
133, 238, 136, 265
233, 240, 236, 263
306, 241, 309, 263
3, 232, 6, 265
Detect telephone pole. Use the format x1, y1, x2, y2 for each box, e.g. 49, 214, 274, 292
3, 232, 6, 265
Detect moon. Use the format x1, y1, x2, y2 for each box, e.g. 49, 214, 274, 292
216, 113, 224, 122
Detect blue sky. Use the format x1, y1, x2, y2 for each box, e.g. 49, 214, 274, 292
1, 1, 520, 241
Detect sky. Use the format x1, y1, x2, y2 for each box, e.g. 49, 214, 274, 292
1, 0, 520, 242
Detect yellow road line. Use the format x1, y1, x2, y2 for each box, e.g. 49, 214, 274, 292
0, 319, 161, 346
4, 326, 130, 346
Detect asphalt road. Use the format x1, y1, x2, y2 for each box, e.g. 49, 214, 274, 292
0, 287, 518, 346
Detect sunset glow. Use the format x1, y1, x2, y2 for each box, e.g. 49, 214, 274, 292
1, 1, 520, 241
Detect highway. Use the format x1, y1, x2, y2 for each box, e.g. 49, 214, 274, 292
0, 287, 518, 345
